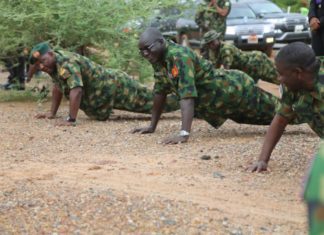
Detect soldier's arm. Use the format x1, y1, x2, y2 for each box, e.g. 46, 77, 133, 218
249, 114, 288, 172
150, 93, 167, 131
132, 93, 166, 134
162, 97, 194, 144
50, 84, 63, 117
35, 84, 63, 119
194, 5, 206, 26
215, 1, 231, 17
180, 98, 194, 133
308, 0, 317, 20
68, 87, 82, 121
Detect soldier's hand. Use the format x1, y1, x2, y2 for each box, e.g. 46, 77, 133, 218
248, 160, 268, 173
162, 135, 189, 145
35, 113, 56, 119
131, 126, 155, 134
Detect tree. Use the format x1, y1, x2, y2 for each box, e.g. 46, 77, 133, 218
0, 0, 178, 81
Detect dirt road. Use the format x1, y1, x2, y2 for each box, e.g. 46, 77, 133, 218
0, 73, 320, 234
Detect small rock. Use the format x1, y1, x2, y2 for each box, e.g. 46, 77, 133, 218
230, 228, 243, 235
88, 165, 101, 170
222, 220, 228, 227
213, 172, 225, 179
163, 219, 176, 226
201, 155, 211, 160
260, 226, 268, 231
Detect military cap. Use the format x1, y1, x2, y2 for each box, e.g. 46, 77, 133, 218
201, 30, 221, 44
29, 42, 51, 64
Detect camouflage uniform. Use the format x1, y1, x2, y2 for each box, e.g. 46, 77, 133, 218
195, 0, 231, 40
1, 49, 27, 90
153, 41, 279, 128
304, 142, 324, 235
51, 50, 178, 121
205, 41, 279, 84
276, 57, 324, 137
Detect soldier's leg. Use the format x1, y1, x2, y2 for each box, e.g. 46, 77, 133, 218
3, 59, 15, 82
246, 52, 279, 84
81, 104, 113, 121
16, 56, 26, 90
113, 72, 179, 113
195, 111, 227, 129
258, 53, 279, 85
229, 72, 278, 125
204, 117, 227, 129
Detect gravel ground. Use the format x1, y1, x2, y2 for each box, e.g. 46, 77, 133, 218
0, 72, 321, 234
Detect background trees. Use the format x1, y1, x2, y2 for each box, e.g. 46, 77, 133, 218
0, 0, 177, 81
0, 0, 309, 81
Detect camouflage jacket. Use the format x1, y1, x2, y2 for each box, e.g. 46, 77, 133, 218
277, 57, 324, 138
195, 0, 231, 35
152, 41, 275, 119
51, 50, 146, 120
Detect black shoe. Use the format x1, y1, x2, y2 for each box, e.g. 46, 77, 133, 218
1, 82, 25, 91
1, 82, 12, 90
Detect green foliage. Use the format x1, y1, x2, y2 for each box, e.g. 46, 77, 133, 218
0, 89, 45, 102
272, 0, 309, 13
0, 0, 178, 82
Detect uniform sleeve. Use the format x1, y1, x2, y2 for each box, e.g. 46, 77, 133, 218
58, 62, 83, 89
308, 0, 317, 20
276, 86, 296, 121
174, 55, 198, 99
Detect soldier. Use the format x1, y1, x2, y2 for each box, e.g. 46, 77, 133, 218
27, 42, 179, 126
304, 142, 324, 235
202, 30, 279, 85
0, 48, 28, 90
132, 28, 282, 144
195, 0, 231, 41
309, 0, 324, 56
249, 42, 324, 172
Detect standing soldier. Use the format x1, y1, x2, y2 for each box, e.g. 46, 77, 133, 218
304, 142, 324, 235
133, 28, 283, 144
201, 30, 279, 84
27, 42, 179, 126
195, 0, 231, 40
309, 0, 324, 56
0, 48, 28, 90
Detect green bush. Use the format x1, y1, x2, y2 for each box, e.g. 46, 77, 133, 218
273, 0, 309, 13
0, 0, 179, 83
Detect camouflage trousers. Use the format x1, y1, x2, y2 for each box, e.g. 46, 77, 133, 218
81, 72, 179, 121
242, 51, 279, 85
194, 70, 279, 128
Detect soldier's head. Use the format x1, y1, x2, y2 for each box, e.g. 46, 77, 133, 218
138, 27, 166, 64
275, 41, 319, 91
202, 30, 221, 50
29, 42, 56, 75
